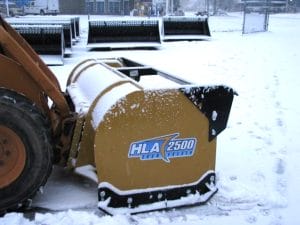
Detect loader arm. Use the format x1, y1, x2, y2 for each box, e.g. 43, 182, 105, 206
0, 16, 74, 165
0, 16, 70, 118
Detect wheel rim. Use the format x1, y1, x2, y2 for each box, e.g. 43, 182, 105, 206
0, 125, 26, 188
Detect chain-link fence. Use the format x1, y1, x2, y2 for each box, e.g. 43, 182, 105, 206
242, 0, 270, 34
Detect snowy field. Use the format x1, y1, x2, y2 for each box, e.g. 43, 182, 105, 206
1, 12, 300, 225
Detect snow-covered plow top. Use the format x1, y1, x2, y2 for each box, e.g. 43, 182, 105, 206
163, 16, 211, 41
66, 57, 235, 214
87, 19, 162, 49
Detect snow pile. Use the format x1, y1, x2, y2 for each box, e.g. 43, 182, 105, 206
0, 212, 130, 225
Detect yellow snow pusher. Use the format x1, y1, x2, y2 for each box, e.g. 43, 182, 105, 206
87, 18, 162, 49
163, 16, 211, 41
0, 16, 235, 214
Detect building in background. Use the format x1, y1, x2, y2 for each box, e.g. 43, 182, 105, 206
85, 0, 133, 15
60, 0, 86, 14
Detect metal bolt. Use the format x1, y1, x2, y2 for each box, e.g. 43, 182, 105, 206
186, 189, 191, 195
127, 197, 133, 204
157, 193, 163, 200
127, 197, 133, 208
100, 191, 106, 201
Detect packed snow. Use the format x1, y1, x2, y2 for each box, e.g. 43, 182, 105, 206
1, 12, 300, 225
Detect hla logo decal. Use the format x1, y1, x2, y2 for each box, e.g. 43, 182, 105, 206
128, 133, 197, 163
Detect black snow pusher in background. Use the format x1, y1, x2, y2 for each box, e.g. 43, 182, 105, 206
162, 16, 211, 41
7, 18, 76, 54
6, 16, 80, 65
11, 24, 64, 65
87, 19, 162, 49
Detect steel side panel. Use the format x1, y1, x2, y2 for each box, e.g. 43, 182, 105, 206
93, 89, 216, 190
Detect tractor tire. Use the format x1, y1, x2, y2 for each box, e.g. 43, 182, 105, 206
0, 89, 53, 213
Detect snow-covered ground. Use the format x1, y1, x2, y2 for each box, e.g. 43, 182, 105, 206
1, 12, 300, 225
